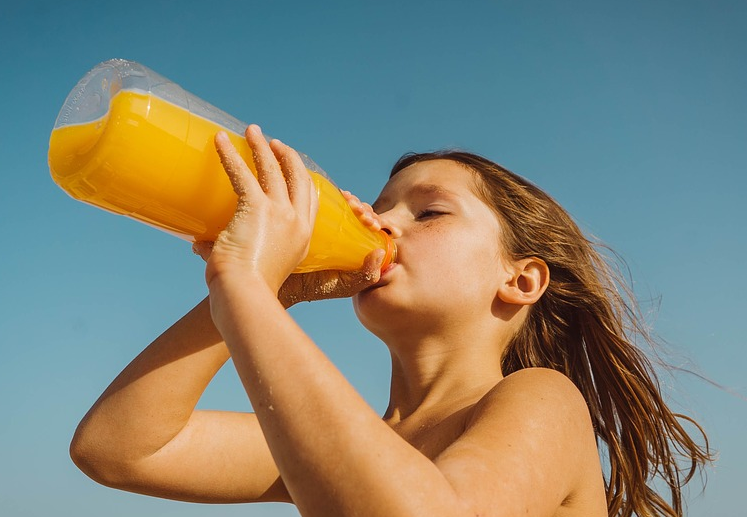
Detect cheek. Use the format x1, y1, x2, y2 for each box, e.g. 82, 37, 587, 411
432, 233, 503, 293
428, 227, 500, 271
413, 238, 501, 303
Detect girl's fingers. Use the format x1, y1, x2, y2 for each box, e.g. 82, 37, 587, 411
363, 214, 382, 232
214, 131, 263, 201
307, 170, 319, 226
245, 125, 287, 200
269, 138, 314, 216
343, 192, 382, 232
342, 190, 360, 208
361, 201, 373, 213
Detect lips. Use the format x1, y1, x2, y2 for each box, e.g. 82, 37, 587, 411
362, 262, 397, 293
380, 262, 397, 277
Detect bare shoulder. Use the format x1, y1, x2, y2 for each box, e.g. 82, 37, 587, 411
434, 368, 606, 516
465, 367, 598, 463
469, 367, 593, 431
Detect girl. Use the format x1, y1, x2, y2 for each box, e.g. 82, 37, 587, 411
70, 125, 711, 517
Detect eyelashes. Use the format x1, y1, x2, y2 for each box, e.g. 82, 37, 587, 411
370, 203, 451, 221
415, 209, 448, 220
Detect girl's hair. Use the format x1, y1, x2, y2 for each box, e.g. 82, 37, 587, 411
390, 151, 712, 517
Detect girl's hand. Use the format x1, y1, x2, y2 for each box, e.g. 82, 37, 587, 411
203, 125, 318, 294
277, 190, 386, 306
194, 131, 387, 305
340, 189, 383, 233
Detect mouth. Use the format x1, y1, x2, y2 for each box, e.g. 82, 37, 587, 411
380, 261, 397, 277
361, 263, 397, 293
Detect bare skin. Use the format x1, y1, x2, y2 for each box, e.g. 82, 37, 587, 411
70, 125, 607, 516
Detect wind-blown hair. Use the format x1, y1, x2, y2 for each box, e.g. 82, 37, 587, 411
390, 151, 711, 517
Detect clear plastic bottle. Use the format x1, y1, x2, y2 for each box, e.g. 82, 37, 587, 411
48, 59, 395, 272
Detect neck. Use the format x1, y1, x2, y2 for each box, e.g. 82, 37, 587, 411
382, 327, 507, 425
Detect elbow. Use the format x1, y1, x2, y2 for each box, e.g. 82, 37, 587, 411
69, 422, 134, 488
69, 425, 110, 485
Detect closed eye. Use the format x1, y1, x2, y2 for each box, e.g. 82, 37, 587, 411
415, 209, 448, 220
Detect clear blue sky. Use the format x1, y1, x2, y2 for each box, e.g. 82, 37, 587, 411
1, 1, 745, 516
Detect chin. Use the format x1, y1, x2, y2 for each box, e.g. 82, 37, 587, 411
353, 293, 442, 340
354, 291, 401, 331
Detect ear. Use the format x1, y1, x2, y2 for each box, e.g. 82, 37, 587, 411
497, 257, 550, 306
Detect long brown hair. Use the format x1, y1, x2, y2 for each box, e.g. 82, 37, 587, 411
390, 151, 712, 517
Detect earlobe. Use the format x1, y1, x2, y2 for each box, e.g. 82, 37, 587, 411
497, 257, 550, 306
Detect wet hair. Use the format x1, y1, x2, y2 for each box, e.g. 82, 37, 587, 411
390, 151, 712, 517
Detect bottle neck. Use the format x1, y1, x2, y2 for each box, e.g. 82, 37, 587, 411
380, 231, 397, 271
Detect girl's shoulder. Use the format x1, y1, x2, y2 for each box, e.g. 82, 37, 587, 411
437, 368, 607, 516
467, 367, 595, 440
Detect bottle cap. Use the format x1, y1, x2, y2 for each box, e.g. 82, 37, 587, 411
379, 231, 397, 271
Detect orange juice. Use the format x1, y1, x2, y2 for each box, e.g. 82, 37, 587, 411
49, 88, 394, 273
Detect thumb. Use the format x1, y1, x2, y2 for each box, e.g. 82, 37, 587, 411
356, 248, 386, 286
192, 241, 215, 262
314, 248, 386, 300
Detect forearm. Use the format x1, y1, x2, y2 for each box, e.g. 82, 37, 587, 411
210, 278, 465, 517
71, 297, 230, 465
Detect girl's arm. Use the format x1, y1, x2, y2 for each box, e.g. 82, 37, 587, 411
210, 277, 600, 516
70, 138, 385, 504
70, 177, 385, 503
205, 126, 602, 516
69, 296, 291, 503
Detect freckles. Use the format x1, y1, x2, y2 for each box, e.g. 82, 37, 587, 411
420, 218, 451, 234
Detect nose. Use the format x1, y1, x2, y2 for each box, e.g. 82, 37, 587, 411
377, 210, 402, 239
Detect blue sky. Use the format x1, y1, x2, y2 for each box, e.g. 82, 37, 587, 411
1, 1, 745, 516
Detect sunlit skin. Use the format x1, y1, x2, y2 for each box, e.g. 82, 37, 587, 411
353, 161, 535, 423
70, 125, 608, 517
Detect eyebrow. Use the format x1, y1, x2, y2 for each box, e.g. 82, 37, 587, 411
372, 183, 458, 212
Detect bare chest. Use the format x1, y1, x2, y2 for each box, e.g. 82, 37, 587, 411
388, 406, 472, 460
388, 406, 607, 517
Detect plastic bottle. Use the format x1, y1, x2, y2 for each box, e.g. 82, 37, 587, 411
48, 59, 395, 273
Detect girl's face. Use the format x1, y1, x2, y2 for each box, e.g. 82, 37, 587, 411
353, 159, 513, 338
